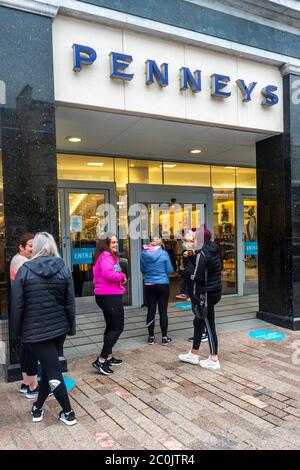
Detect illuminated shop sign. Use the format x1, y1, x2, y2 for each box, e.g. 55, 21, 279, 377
72, 43, 279, 107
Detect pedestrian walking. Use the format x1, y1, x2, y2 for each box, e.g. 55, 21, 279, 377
92, 234, 126, 376
140, 238, 174, 345
10, 232, 40, 399
11, 232, 77, 425
178, 226, 222, 369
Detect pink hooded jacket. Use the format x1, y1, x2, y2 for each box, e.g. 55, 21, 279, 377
93, 251, 126, 295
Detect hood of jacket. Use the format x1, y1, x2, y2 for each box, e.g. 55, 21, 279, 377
141, 247, 165, 263
201, 241, 219, 256
25, 256, 65, 278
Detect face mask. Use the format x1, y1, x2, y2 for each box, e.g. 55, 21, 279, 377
182, 241, 194, 251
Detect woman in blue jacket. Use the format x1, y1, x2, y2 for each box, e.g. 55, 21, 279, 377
140, 238, 174, 345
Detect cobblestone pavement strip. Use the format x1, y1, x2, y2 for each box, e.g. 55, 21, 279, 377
1, 326, 300, 450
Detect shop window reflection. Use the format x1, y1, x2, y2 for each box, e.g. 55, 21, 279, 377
214, 190, 236, 294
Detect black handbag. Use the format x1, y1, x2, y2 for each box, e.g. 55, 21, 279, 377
191, 251, 208, 320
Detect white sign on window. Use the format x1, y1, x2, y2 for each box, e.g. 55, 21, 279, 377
70, 215, 82, 232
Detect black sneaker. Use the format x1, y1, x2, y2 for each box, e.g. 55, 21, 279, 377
26, 386, 39, 400
92, 358, 113, 375
161, 336, 172, 346
107, 357, 123, 366
58, 410, 77, 426
188, 336, 194, 342
148, 336, 155, 345
31, 403, 44, 422
20, 383, 29, 394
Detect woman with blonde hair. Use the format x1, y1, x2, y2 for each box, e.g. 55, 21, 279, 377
140, 238, 174, 345
11, 232, 77, 425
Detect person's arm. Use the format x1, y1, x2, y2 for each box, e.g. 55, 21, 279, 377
191, 252, 206, 284
10, 267, 26, 339
64, 266, 76, 336
165, 252, 174, 274
100, 254, 126, 283
140, 256, 146, 274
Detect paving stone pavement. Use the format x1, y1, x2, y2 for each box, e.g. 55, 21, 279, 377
1, 325, 300, 450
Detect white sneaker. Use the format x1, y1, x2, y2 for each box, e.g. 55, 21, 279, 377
199, 357, 221, 370
178, 351, 199, 365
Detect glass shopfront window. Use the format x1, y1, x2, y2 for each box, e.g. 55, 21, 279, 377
57, 154, 114, 182
129, 159, 163, 184
163, 162, 210, 186
236, 167, 256, 188
211, 165, 236, 189
57, 154, 257, 300
213, 190, 236, 294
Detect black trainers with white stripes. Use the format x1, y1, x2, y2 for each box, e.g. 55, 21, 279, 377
92, 358, 114, 375
31, 403, 44, 422
58, 410, 77, 426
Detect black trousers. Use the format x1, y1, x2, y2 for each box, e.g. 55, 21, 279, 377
193, 291, 221, 355
145, 284, 169, 337
96, 294, 124, 359
27, 334, 71, 412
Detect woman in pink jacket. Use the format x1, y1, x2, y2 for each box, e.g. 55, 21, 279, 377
92, 235, 127, 375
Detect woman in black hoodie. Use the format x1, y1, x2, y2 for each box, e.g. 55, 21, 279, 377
11, 232, 77, 425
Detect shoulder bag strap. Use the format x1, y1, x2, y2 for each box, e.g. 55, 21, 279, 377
191, 251, 207, 301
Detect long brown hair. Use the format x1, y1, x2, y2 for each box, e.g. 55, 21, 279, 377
93, 234, 118, 264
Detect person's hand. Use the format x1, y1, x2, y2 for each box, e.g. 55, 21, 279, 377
183, 251, 188, 258
187, 250, 194, 256
121, 275, 127, 285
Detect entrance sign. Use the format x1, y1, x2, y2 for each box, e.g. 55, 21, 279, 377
72, 247, 95, 265
248, 329, 286, 341
245, 241, 258, 255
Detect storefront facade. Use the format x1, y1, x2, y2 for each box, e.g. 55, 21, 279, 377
1, 0, 300, 380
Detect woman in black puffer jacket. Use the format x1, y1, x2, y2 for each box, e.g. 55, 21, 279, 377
178, 226, 222, 370
11, 232, 77, 426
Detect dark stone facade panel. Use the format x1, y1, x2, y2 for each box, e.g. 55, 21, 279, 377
81, 0, 300, 59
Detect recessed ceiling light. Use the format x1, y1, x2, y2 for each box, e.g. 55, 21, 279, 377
67, 137, 82, 143
160, 164, 177, 168
86, 162, 104, 167
189, 149, 202, 154
130, 164, 135, 167
225, 166, 236, 169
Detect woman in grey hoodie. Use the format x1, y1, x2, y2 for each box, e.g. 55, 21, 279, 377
140, 238, 174, 346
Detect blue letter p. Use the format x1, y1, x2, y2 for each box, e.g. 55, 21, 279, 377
73, 44, 97, 72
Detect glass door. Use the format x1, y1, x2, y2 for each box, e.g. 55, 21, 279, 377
243, 197, 258, 294
236, 188, 258, 295
141, 202, 206, 303
58, 182, 117, 300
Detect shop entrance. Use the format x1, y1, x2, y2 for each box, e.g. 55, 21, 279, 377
58, 180, 117, 301
236, 189, 258, 295
128, 184, 213, 307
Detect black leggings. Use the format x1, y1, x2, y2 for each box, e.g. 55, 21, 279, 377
145, 284, 169, 337
193, 291, 221, 355
96, 294, 124, 359
27, 334, 71, 412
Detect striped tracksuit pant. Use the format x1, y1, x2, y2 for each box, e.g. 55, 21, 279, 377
192, 291, 221, 355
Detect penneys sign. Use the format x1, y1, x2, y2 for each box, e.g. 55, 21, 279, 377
72, 43, 279, 107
